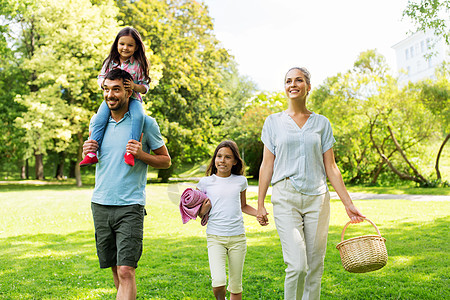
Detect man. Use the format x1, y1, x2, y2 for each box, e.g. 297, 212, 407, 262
83, 68, 171, 299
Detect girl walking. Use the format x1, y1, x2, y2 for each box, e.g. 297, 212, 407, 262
197, 140, 258, 300
80, 27, 150, 167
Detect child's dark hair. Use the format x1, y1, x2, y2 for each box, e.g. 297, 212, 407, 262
206, 140, 245, 176
102, 27, 150, 82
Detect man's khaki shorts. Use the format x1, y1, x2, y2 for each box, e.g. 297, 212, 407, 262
91, 202, 145, 269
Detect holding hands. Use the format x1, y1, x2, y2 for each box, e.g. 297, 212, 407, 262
257, 206, 269, 226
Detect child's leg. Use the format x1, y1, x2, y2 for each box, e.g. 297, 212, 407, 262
80, 101, 110, 166
207, 234, 228, 300
227, 234, 246, 299
124, 99, 145, 166
213, 286, 226, 300
129, 99, 145, 142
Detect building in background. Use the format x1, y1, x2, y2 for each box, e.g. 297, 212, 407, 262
392, 31, 449, 85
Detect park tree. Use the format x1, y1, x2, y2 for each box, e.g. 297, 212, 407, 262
412, 64, 450, 180
0, 18, 28, 178
2, 0, 121, 184
403, 0, 450, 45
115, 0, 233, 182
367, 83, 437, 186
311, 50, 439, 186
309, 72, 377, 184
403, 0, 449, 183
228, 91, 286, 178
355, 51, 439, 186
309, 50, 395, 184
213, 61, 258, 138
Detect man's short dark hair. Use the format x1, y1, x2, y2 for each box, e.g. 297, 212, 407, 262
104, 68, 133, 83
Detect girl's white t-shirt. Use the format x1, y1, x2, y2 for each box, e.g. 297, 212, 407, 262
197, 174, 248, 236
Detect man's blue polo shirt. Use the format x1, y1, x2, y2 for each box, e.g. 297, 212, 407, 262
90, 112, 165, 206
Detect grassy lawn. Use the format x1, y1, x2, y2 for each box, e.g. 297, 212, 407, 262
343, 185, 450, 195
3, 176, 449, 196
0, 184, 448, 299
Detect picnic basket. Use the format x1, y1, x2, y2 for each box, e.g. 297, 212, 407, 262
336, 218, 387, 273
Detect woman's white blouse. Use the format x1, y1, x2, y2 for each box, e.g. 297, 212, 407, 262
261, 111, 335, 195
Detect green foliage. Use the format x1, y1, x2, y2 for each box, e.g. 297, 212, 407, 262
12, 0, 120, 156
0, 0, 126, 180
0, 52, 28, 173
403, 0, 450, 44
213, 61, 258, 133
414, 63, 450, 134
1, 0, 447, 186
0, 3, 29, 173
410, 63, 450, 182
228, 92, 286, 178
310, 49, 439, 185
310, 72, 374, 184
1, 0, 256, 182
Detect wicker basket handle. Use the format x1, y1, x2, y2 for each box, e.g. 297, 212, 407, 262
340, 217, 382, 242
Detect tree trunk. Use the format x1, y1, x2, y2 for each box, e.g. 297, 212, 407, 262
369, 117, 430, 186
55, 152, 66, 180
35, 153, 44, 180
349, 146, 368, 184
20, 160, 28, 179
386, 126, 430, 185
29, 21, 43, 181
435, 133, 450, 180
368, 116, 388, 185
370, 150, 396, 184
370, 162, 384, 185
158, 165, 174, 183
75, 132, 83, 187
69, 160, 76, 178
20, 165, 26, 179
349, 174, 361, 185
26, 159, 29, 179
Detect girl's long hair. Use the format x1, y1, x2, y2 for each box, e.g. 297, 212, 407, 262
206, 140, 245, 176
102, 27, 150, 82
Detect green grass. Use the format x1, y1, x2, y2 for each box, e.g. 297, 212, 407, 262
343, 185, 450, 195
0, 184, 449, 299
248, 179, 450, 195
171, 160, 210, 179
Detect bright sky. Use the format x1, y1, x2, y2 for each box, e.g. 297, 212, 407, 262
202, 0, 414, 92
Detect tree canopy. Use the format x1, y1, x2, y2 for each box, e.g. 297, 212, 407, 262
0, 0, 254, 183
1, 0, 121, 182
0, 0, 447, 187
403, 0, 450, 44
310, 49, 443, 186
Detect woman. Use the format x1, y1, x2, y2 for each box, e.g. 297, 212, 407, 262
257, 67, 365, 300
